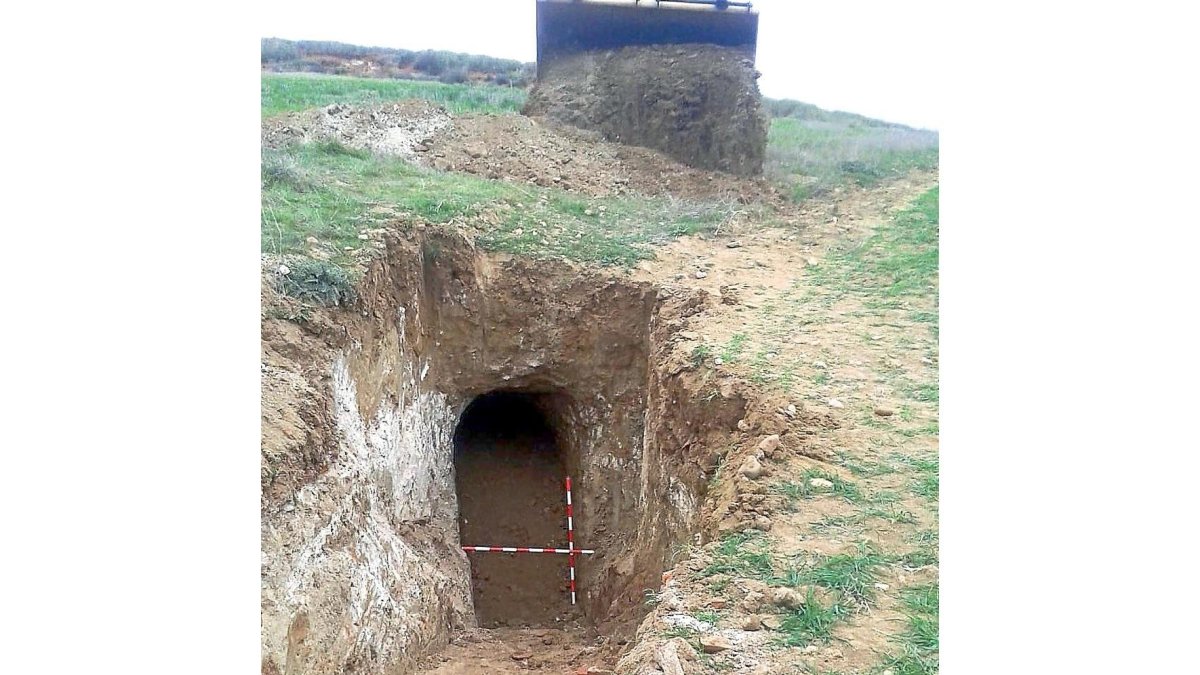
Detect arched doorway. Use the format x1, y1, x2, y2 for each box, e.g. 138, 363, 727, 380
453, 391, 573, 627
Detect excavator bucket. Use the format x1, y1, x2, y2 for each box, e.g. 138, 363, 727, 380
535, 0, 759, 76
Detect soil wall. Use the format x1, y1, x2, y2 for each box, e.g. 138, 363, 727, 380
523, 44, 768, 177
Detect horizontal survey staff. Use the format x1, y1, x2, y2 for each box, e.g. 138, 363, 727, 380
462, 546, 595, 554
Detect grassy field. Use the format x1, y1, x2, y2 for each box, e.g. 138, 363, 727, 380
262, 141, 736, 269
261, 73, 526, 118
767, 117, 939, 202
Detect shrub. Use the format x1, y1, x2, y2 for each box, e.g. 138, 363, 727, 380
438, 68, 469, 84
274, 258, 357, 306
261, 152, 312, 191
414, 50, 447, 75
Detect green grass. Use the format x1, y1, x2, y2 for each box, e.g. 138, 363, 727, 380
896, 456, 939, 503
807, 187, 939, 300
862, 506, 919, 525
766, 117, 938, 203
836, 453, 898, 478
884, 583, 939, 675
262, 141, 732, 268
772, 470, 864, 509
261, 73, 526, 117
799, 546, 888, 605
777, 589, 850, 646
273, 257, 358, 306
702, 531, 775, 580
894, 550, 939, 569
719, 333, 748, 363
897, 421, 939, 438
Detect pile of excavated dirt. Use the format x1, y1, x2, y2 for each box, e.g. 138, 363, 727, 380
262, 100, 779, 203
523, 43, 768, 177
262, 100, 452, 159
419, 113, 778, 203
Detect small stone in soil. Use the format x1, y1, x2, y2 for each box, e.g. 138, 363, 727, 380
757, 434, 781, 456
739, 456, 767, 480
699, 635, 733, 653
874, 408, 895, 417
771, 587, 807, 609
827, 398, 844, 408
511, 651, 533, 660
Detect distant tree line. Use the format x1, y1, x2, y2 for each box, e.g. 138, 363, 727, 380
261, 38, 536, 87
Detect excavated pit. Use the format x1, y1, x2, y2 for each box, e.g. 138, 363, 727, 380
260, 229, 749, 675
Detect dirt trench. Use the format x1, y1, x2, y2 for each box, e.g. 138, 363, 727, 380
260, 228, 751, 675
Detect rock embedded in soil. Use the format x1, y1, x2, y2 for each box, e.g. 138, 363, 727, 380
740, 590, 766, 613
808, 478, 834, 489
511, 650, 533, 660
874, 408, 895, 417
738, 456, 767, 479
756, 434, 781, 457
760, 616, 783, 631
699, 635, 734, 653
771, 587, 808, 609
741, 615, 763, 631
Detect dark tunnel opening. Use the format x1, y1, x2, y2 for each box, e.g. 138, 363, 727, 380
453, 390, 580, 627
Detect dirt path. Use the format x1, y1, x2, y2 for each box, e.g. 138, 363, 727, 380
418, 170, 939, 674
627, 170, 940, 673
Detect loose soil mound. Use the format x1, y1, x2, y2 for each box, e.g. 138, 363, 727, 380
262, 101, 779, 203
421, 113, 777, 202
262, 100, 452, 159
524, 43, 768, 177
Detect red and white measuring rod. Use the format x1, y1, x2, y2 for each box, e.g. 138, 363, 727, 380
461, 546, 595, 554
565, 476, 578, 605
460, 477, 594, 605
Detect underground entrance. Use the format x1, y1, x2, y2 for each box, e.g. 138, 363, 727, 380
453, 390, 583, 628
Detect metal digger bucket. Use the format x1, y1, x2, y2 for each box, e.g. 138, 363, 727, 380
535, 0, 760, 74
